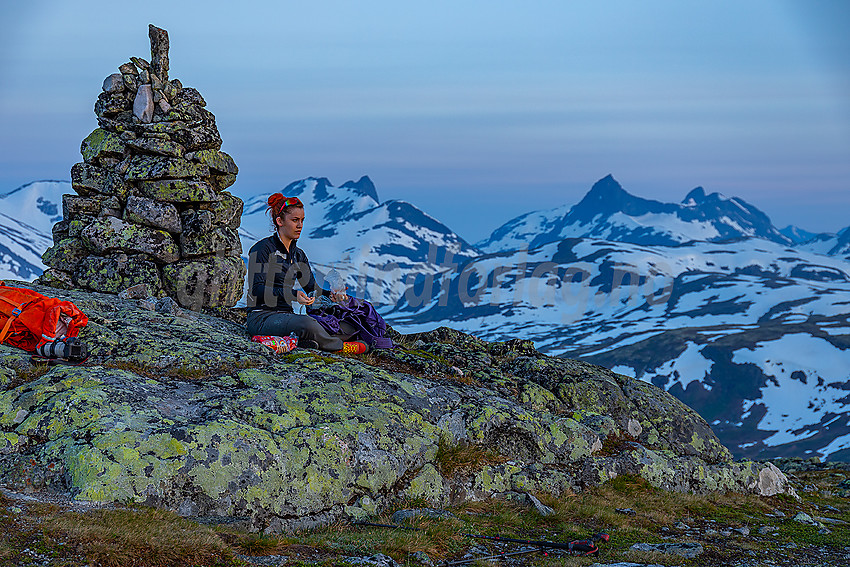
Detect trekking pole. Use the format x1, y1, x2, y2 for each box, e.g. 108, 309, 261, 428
441, 547, 543, 566
350, 520, 422, 531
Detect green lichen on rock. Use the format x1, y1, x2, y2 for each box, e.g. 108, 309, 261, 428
136, 179, 220, 203
178, 226, 240, 257
80, 128, 126, 163
161, 255, 245, 309
73, 253, 163, 294
124, 155, 209, 181
0, 287, 795, 533
187, 149, 238, 175
79, 216, 179, 263
124, 137, 185, 158
41, 237, 91, 271
70, 162, 109, 194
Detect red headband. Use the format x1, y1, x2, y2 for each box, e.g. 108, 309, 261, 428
267, 194, 303, 218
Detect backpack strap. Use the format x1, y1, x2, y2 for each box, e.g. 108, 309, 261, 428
0, 296, 26, 345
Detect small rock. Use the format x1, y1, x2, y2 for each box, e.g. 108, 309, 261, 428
815, 516, 848, 525
733, 526, 750, 536
130, 56, 150, 70
407, 551, 433, 566
118, 62, 137, 75
137, 297, 158, 311
118, 283, 150, 300
391, 508, 456, 524
13, 409, 29, 424
757, 525, 776, 535
526, 493, 555, 516
793, 512, 817, 525
102, 73, 125, 93
674, 521, 689, 530
343, 554, 400, 567
133, 84, 155, 123
155, 296, 181, 315
10, 506, 23, 514
630, 542, 703, 558
123, 73, 138, 92
615, 508, 636, 516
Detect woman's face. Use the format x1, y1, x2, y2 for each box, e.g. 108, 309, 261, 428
275, 207, 304, 242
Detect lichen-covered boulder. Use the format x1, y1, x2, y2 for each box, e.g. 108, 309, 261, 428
81, 128, 126, 163
124, 155, 208, 181
0, 285, 795, 533
124, 195, 181, 233
187, 149, 237, 175
41, 237, 90, 271
73, 254, 163, 295
161, 255, 245, 309
80, 216, 179, 264
70, 162, 109, 194
136, 179, 220, 203
124, 136, 185, 158
178, 226, 240, 257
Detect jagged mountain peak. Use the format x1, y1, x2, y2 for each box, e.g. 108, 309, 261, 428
573, 175, 636, 215
480, 175, 793, 253
683, 186, 706, 205
340, 175, 379, 202
279, 176, 380, 208
280, 177, 334, 201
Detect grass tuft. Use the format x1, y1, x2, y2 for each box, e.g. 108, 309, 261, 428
435, 437, 508, 477
5, 360, 53, 389
45, 507, 237, 567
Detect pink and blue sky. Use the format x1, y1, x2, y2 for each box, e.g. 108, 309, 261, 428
1, 0, 848, 242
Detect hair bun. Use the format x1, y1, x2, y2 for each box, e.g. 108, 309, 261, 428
268, 193, 284, 208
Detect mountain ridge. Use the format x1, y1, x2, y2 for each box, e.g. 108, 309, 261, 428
477, 174, 795, 253
5, 175, 850, 461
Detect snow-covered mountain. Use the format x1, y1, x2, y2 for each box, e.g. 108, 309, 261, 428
389, 176, 850, 461
239, 176, 481, 308
780, 225, 825, 245
0, 180, 67, 282
477, 174, 792, 253
795, 229, 850, 259
388, 236, 850, 461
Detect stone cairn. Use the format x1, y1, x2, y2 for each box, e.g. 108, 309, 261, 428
38, 25, 245, 310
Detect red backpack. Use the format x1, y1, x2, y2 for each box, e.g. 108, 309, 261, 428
0, 281, 88, 353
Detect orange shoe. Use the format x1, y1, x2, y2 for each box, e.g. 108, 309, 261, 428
337, 341, 368, 355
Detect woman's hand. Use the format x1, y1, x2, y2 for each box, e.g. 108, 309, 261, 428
296, 290, 315, 306
330, 289, 348, 303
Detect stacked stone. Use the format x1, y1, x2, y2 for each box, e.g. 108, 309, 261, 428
39, 25, 245, 310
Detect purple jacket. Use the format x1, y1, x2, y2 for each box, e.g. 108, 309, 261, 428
308, 297, 394, 349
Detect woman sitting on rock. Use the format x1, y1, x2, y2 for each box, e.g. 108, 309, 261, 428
246, 194, 368, 354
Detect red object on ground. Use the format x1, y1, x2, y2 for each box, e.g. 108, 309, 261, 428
0, 281, 88, 352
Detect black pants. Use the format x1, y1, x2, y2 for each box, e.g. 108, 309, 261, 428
247, 310, 356, 352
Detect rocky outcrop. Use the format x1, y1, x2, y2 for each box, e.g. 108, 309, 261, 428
37, 25, 244, 310
0, 283, 795, 533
